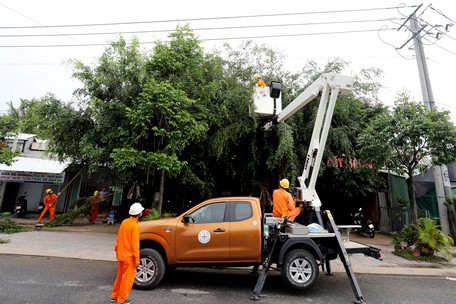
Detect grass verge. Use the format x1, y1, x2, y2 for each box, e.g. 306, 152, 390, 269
393, 250, 449, 263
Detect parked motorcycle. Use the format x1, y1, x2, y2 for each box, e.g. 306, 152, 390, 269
351, 208, 375, 238
13, 192, 28, 218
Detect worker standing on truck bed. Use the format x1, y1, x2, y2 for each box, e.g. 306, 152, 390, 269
272, 179, 301, 222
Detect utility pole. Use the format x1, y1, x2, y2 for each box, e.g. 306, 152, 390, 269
399, 4, 451, 233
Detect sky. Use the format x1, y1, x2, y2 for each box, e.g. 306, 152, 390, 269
0, 0, 455, 121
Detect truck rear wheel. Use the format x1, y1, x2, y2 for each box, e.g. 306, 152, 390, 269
134, 248, 166, 290
281, 249, 318, 290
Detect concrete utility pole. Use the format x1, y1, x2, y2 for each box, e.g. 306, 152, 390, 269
405, 7, 451, 233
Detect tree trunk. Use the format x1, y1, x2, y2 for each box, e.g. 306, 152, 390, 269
408, 171, 418, 222
157, 169, 165, 216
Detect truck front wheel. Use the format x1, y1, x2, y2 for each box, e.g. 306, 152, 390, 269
134, 248, 166, 290
281, 249, 318, 290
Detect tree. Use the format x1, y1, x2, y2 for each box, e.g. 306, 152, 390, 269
358, 92, 456, 220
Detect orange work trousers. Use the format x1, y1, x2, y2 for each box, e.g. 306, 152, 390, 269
287, 207, 301, 222
89, 205, 99, 224
38, 204, 55, 223
111, 258, 137, 304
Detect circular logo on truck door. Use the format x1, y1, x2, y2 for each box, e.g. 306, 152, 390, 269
198, 230, 211, 244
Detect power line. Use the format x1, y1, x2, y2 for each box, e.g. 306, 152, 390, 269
0, 18, 401, 38
0, 6, 415, 30
0, 28, 398, 48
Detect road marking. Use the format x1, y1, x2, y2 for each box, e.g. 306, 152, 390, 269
446, 277, 456, 281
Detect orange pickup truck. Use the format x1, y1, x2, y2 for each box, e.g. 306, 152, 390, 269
134, 196, 381, 302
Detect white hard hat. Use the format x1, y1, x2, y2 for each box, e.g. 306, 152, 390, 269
129, 202, 144, 215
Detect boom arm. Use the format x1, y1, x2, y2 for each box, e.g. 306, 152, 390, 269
261, 73, 354, 211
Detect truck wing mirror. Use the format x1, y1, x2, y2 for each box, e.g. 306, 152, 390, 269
182, 215, 194, 223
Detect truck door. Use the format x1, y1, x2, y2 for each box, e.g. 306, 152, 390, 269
175, 202, 230, 262
228, 201, 262, 261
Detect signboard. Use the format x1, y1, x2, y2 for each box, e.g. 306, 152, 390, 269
0, 171, 65, 184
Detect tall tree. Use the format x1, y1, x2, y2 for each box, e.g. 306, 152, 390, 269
358, 92, 456, 220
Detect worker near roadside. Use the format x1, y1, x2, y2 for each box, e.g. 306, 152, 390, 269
99, 187, 107, 214
254, 74, 267, 87
272, 178, 301, 222
110, 202, 144, 304
37, 189, 60, 223
89, 191, 101, 224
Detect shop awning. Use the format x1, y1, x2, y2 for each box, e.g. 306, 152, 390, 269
0, 157, 69, 183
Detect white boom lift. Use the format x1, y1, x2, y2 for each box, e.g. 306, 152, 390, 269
253, 72, 354, 224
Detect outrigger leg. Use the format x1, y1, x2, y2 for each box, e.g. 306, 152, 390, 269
250, 216, 287, 301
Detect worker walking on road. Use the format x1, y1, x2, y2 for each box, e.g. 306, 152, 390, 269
272, 179, 301, 222
89, 191, 101, 224
110, 202, 144, 304
37, 189, 60, 224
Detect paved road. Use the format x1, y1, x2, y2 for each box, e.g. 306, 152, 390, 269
1, 214, 456, 278
1, 254, 456, 304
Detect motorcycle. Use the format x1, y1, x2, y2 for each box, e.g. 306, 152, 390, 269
13, 192, 28, 218
351, 208, 375, 238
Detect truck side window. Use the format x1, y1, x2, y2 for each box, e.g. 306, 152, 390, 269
190, 202, 226, 223
233, 202, 253, 221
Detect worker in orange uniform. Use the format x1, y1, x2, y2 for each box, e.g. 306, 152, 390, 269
272, 178, 301, 222
255, 74, 267, 87
110, 202, 144, 304
89, 191, 101, 224
37, 189, 60, 223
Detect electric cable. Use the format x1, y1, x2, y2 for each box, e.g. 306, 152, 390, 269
0, 5, 416, 30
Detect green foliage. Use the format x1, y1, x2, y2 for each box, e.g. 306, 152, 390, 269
391, 223, 418, 248
393, 249, 448, 263
393, 218, 454, 261
0, 219, 32, 234
0, 143, 18, 165
358, 93, 456, 220
401, 224, 418, 247
358, 94, 456, 174
140, 208, 160, 221
414, 217, 454, 261
0, 24, 399, 212
444, 195, 456, 211
391, 231, 402, 249
140, 209, 176, 222
396, 194, 409, 209
45, 198, 91, 227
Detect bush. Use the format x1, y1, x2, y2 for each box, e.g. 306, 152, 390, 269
414, 217, 454, 261
401, 224, 418, 247
140, 209, 176, 222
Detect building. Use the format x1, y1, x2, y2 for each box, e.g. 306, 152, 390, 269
0, 133, 71, 214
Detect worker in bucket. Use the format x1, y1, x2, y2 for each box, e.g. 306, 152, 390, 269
37, 189, 60, 224
272, 178, 301, 222
254, 74, 267, 87
110, 202, 144, 304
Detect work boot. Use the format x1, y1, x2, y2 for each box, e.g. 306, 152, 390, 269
120, 300, 132, 304
110, 299, 116, 304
